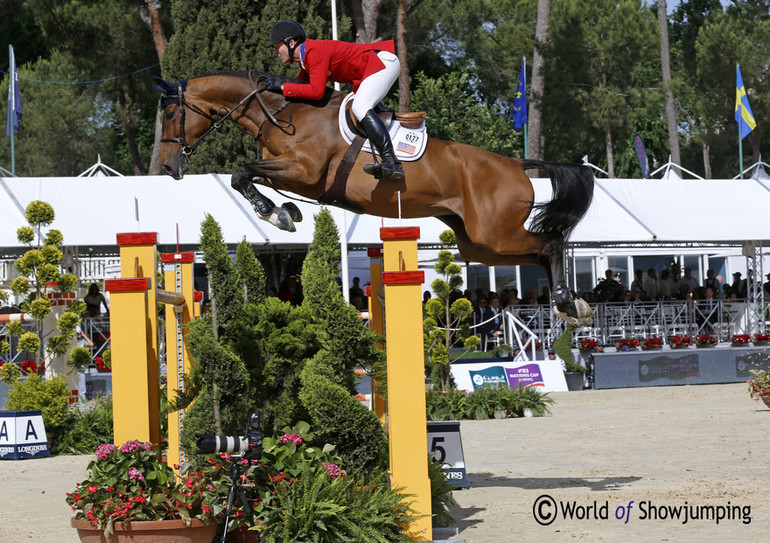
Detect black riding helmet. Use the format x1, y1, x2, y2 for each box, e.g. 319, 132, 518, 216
269, 20, 306, 63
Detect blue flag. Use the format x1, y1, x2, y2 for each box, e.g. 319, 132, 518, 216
735, 65, 756, 140
6, 46, 23, 137
512, 62, 527, 133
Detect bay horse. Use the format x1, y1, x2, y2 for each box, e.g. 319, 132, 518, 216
154, 71, 594, 324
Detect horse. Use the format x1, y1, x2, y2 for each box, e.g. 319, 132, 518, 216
153, 70, 594, 324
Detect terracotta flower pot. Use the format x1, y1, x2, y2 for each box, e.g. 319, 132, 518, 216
760, 389, 770, 410
71, 517, 218, 543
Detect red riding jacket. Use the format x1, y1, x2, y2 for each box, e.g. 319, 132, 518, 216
282, 39, 396, 100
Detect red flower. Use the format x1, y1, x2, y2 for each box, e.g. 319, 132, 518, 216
88, 485, 98, 493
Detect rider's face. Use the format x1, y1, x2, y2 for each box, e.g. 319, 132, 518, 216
273, 41, 292, 64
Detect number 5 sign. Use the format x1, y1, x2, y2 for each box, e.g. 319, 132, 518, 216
427, 421, 467, 488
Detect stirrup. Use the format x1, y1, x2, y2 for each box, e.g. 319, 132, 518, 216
363, 161, 404, 180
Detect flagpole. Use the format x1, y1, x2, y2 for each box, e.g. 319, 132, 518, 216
737, 65, 743, 179
523, 56, 528, 159
9, 44, 15, 176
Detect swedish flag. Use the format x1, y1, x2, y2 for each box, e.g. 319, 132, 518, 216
735, 65, 756, 140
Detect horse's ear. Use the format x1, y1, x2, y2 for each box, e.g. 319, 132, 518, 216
151, 76, 175, 94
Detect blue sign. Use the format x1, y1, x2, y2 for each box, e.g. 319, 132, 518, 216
0, 410, 50, 460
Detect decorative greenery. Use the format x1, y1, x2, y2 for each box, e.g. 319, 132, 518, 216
754, 334, 770, 344
4, 373, 70, 429
66, 441, 215, 537
52, 396, 114, 455
747, 369, 770, 401
641, 336, 663, 350
579, 339, 598, 352
257, 463, 414, 543
424, 230, 480, 392
427, 453, 458, 528
695, 334, 717, 347
668, 335, 692, 349
425, 384, 554, 421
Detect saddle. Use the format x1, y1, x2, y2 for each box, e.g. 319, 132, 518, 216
321, 93, 430, 212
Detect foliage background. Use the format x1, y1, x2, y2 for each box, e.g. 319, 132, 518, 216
1, 1, 768, 178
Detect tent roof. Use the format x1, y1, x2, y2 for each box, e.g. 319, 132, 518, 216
1, 173, 768, 258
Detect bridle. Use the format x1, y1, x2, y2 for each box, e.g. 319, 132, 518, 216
160, 72, 295, 161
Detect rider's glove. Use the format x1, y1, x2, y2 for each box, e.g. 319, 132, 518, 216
264, 76, 283, 94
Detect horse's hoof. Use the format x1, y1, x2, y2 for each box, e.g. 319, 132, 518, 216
554, 299, 593, 327
282, 202, 303, 223
274, 210, 296, 232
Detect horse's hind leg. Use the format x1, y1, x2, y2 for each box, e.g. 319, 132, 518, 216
231, 165, 299, 232
543, 242, 593, 327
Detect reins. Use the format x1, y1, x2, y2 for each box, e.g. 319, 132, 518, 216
161, 72, 296, 159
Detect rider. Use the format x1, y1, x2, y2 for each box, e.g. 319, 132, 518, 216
265, 20, 404, 181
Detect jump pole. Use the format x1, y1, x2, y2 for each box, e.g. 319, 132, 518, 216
366, 246, 387, 422
380, 226, 432, 541
105, 233, 162, 447
161, 252, 200, 471
105, 233, 199, 471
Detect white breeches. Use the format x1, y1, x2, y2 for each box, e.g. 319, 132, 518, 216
351, 51, 400, 121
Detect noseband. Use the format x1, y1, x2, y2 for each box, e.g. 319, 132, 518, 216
160, 73, 295, 161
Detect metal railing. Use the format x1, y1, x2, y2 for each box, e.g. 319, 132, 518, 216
495, 298, 767, 349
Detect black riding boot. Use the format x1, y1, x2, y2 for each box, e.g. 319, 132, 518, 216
359, 110, 404, 180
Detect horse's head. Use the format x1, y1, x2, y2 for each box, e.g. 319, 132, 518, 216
153, 76, 215, 180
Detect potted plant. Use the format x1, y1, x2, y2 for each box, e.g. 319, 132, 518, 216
747, 369, 770, 408
667, 335, 692, 349
641, 337, 663, 350
490, 343, 515, 358
731, 334, 752, 346
563, 359, 587, 391
615, 338, 640, 351
754, 333, 770, 346
695, 334, 718, 347
578, 339, 597, 352
66, 440, 218, 542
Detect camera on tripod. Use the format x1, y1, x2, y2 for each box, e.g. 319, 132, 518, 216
195, 412, 264, 460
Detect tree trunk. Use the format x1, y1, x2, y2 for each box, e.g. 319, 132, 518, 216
527, 0, 551, 161
397, 0, 410, 112
702, 141, 711, 179
657, 0, 681, 168
138, 0, 167, 176
353, 0, 383, 42
118, 89, 144, 176
605, 125, 614, 178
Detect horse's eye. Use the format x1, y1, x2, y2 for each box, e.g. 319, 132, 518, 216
165, 111, 175, 121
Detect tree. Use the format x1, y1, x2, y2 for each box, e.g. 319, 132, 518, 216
658, 0, 682, 169
3, 201, 82, 369
528, 0, 551, 160
423, 230, 479, 392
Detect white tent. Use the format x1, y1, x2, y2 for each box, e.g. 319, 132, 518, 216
2, 173, 769, 256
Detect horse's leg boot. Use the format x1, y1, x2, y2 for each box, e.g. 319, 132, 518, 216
244, 184, 276, 217
359, 110, 404, 181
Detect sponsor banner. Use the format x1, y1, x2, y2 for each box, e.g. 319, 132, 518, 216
451, 358, 568, 392
0, 410, 50, 460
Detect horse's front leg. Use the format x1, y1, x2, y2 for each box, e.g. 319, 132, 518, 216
231, 165, 302, 232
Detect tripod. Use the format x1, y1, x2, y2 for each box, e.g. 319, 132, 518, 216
218, 454, 257, 543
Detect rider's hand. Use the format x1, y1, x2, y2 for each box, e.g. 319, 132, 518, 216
264, 76, 283, 94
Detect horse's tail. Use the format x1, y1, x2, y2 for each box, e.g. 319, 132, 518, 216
522, 160, 594, 246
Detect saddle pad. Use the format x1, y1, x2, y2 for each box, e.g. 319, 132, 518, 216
337, 93, 428, 162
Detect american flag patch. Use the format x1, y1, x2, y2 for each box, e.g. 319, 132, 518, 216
397, 141, 417, 155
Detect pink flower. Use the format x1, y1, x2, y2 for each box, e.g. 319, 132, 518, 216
280, 433, 303, 445
120, 440, 152, 453
87, 485, 98, 493
95, 443, 117, 460
322, 462, 343, 479
128, 467, 145, 481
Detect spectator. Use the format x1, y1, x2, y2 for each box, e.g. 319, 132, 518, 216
658, 269, 675, 299
536, 285, 551, 305
642, 268, 658, 300
472, 296, 490, 349
703, 269, 720, 294
630, 269, 644, 292
76, 313, 95, 350
84, 283, 109, 317
731, 272, 747, 298
594, 269, 622, 302
676, 267, 700, 294
349, 276, 364, 300
423, 290, 432, 305
487, 295, 504, 340
547, 348, 566, 371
